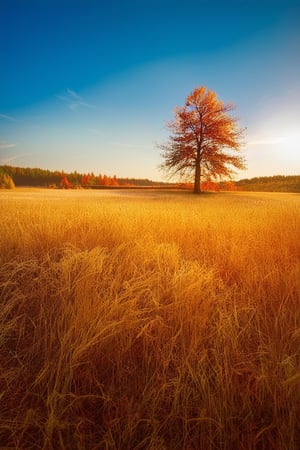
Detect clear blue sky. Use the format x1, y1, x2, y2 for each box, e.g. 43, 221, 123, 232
1, 0, 299, 180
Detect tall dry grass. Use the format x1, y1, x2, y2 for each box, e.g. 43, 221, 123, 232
0, 189, 299, 449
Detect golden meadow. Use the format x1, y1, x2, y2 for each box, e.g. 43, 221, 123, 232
1, 188, 299, 449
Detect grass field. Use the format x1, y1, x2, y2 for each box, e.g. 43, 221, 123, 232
1, 188, 299, 449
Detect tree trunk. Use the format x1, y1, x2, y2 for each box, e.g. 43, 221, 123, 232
193, 158, 201, 194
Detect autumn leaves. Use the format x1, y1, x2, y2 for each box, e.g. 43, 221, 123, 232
160, 86, 246, 193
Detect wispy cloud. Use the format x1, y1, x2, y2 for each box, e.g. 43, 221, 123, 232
0, 142, 16, 149
57, 88, 96, 111
66, 88, 81, 100
0, 154, 20, 164
0, 142, 18, 164
0, 113, 18, 122
0, 143, 30, 164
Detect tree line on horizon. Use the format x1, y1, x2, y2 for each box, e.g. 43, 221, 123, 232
1, 164, 299, 192
236, 175, 300, 192
0, 165, 171, 189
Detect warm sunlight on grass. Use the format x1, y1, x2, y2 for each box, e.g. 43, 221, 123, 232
1, 189, 299, 449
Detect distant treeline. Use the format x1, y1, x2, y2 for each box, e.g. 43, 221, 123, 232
236, 175, 300, 193
0, 165, 171, 188
1, 165, 299, 192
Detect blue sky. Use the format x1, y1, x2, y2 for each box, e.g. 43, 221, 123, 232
0, 0, 299, 180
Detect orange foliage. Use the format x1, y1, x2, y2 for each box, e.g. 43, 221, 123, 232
60, 175, 70, 189
179, 180, 237, 191
160, 86, 246, 193
201, 180, 220, 192
111, 175, 119, 186
81, 175, 90, 186
81, 174, 119, 187
102, 175, 110, 186
222, 181, 237, 191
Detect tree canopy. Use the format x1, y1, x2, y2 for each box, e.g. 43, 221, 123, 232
160, 86, 246, 193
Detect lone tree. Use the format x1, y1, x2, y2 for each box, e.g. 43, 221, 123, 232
159, 86, 246, 193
